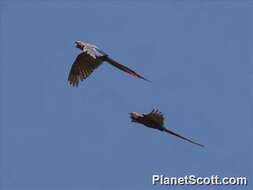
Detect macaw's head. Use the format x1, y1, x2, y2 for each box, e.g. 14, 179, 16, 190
130, 112, 144, 123
75, 41, 85, 50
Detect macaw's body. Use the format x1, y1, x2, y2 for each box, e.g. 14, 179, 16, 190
68, 41, 150, 87
130, 109, 204, 147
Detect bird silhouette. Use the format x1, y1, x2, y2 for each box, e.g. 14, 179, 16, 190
68, 41, 150, 87
130, 109, 204, 147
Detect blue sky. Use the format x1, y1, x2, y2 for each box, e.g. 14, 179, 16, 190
0, 0, 252, 190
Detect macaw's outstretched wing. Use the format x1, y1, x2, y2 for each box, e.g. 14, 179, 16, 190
105, 57, 150, 82
144, 109, 164, 127
68, 52, 103, 87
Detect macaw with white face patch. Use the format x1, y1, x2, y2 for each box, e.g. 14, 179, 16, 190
130, 109, 204, 147
68, 41, 150, 87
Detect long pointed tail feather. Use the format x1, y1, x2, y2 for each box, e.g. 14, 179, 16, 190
163, 127, 204, 147
105, 57, 150, 82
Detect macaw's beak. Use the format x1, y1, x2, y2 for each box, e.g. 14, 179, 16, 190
129, 112, 135, 122
130, 112, 142, 122
75, 41, 83, 49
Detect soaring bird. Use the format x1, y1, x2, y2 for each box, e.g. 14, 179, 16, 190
130, 109, 204, 147
68, 41, 150, 87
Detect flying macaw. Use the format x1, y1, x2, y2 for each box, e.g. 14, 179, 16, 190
68, 41, 150, 87
130, 109, 204, 147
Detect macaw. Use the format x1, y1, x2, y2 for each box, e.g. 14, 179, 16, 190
130, 109, 204, 147
68, 41, 150, 87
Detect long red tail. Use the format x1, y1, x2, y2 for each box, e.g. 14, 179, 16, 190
105, 57, 150, 82
163, 127, 204, 147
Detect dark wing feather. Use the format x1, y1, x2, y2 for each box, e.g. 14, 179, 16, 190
144, 109, 164, 127
68, 52, 103, 87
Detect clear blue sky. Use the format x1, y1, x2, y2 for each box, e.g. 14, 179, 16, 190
1, 0, 252, 190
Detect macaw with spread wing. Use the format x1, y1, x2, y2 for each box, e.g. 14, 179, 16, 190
68, 41, 150, 87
